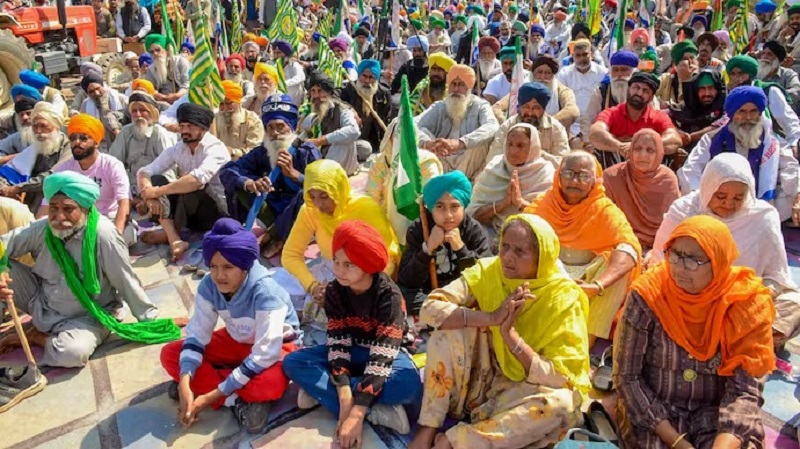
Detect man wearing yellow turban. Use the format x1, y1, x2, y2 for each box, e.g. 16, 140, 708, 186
242, 62, 279, 114
410, 52, 456, 114
142, 32, 190, 104
212, 80, 264, 160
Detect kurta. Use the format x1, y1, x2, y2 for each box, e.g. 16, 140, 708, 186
211, 109, 264, 160
108, 123, 178, 193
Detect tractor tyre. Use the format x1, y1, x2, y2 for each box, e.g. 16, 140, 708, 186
0, 29, 36, 113
97, 52, 128, 90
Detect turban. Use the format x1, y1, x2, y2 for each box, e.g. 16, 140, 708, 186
423, 170, 472, 210
468, 5, 485, 15
307, 70, 335, 93
177, 103, 214, 130
446, 64, 477, 89
454, 14, 467, 25
410, 19, 424, 29
728, 0, 743, 7
680, 26, 696, 39
509, 4, 519, 12
67, 113, 104, 144
726, 55, 758, 79
671, 40, 698, 64
221, 80, 244, 104
789, 3, 800, 15
145, 34, 168, 51
122, 51, 138, 61
244, 32, 258, 43
80, 72, 104, 93
697, 72, 716, 87
129, 92, 160, 119
131, 78, 156, 95
530, 24, 545, 36
610, 50, 639, 67
624, 18, 635, 29
605, 0, 618, 6
14, 97, 37, 114
226, 54, 246, 70
494, 2, 502, 10
331, 220, 389, 274
725, 85, 767, 117
406, 35, 429, 53
498, 46, 516, 61
478, 36, 501, 53
755, 0, 777, 13
254, 62, 278, 84
518, 82, 552, 108
11, 84, 42, 102
639, 49, 659, 72
571, 23, 591, 40
429, 52, 456, 71
43, 171, 100, 210
272, 39, 294, 57
139, 53, 153, 66
512, 20, 527, 34
443, 8, 454, 16
202, 218, 259, 271
696, 32, 719, 50
80, 61, 103, 78
763, 40, 787, 61
714, 30, 732, 47
262, 93, 299, 129
254, 36, 268, 47
631, 28, 650, 45
430, 16, 446, 28
357, 59, 381, 79
19, 70, 49, 89
242, 41, 259, 53
628, 71, 660, 93
328, 37, 348, 52
180, 40, 195, 54
354, 26, 370, 38
531, 55, 560, 73
31, 101, 64, 128
517, 12, 529, 22
691, 15, 708, 28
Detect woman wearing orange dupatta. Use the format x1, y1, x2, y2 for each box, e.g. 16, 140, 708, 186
525, 151, 641, 344
613, 215, 775, 449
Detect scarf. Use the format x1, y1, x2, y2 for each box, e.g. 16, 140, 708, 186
462, 214, 591, 391
708, 121, 780, 200
43, 207, 181, 344
603, 129, 681, 249
633, 215, 775, 377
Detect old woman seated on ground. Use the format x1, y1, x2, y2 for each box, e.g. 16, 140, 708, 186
614, 215, 775, 448
467, 124, 555, 238
648, 153, 800, 349
408, 214, 589, 449
603, 129, 681, 251
525, 151, 640, 348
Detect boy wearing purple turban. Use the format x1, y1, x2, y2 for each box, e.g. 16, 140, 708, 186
160, 218, 301, 434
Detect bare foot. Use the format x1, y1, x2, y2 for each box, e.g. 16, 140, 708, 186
432, 433, 453, 449
141, 229, 169, 245
171, 240, 190, 262
0, 324, 46, 354
408, 426, 437, 449
261, 239, 284, 259
172, 317, 190, 327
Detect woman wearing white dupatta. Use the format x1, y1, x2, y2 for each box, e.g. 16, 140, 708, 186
647, 152, 800, 347
467, 123, 555, 236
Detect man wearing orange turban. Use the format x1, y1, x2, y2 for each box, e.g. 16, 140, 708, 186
212, 80, 264, 160
416, 64, 500, 180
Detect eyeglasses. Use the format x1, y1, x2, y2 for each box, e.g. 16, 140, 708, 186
560, 169, 594, 183
664, 248, 711, 271
68, 133, 91, 142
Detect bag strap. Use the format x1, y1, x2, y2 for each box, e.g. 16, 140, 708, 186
564, 428, 614, 443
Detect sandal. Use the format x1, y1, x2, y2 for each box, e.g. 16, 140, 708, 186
585, 401, 619, 445
592, 345, 614, 392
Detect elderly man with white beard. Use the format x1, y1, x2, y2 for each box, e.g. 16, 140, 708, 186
338, 59, 396, 162
557, 40, 608, 147
427, 16, 452, 55
415, 64, 500, 180
758, 41, 800, 115
0, 97, 37, 159
0, 102, 70, 210
679, 86, 800, 223
79, 72, 129, 152
220, 94, 321, 258
212, 81, 264, 160
581, 50, 639, 149
297, 71, 360, 175
224, 54, 255, 98
242, 63, 279, 115
109, 91, 177, 205
472, 36, 502, 94
143, 34, 190, 105
271, 40, 307, 109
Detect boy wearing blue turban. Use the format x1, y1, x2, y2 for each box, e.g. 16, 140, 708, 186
160, 218, 300, 434
397, 171, 492, 316
339, 59, 396, 162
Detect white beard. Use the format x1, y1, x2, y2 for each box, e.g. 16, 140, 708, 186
154, 55, 170, 85
479, 59, 496, 79
757, 59, 780, 80
48, 213, 87, 240
33, 131, 62, 157
17, 123, 33, 148
257, 85, 275, 101
354, 81, 378, 114
730, 121, 765, 150
263, 132, 297, 167
445, 94, 471, 123
610, 78, 630, 103
221, 109, 244, 129
132, 118, 154, 139
226, 72, 243, 84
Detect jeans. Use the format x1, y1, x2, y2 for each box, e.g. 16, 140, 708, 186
282, 344, 422, 416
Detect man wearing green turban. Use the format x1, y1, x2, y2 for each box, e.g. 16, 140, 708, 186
0, 172, 181, 367
658, 40, 699, 105
142, 31, 191, 104
428, 16, 452, 54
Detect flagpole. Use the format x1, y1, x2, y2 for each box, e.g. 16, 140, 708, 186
418, 200, 439, 290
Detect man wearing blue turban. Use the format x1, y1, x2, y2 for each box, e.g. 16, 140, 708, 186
679, 85, 800, 224
340, 59, 396, 162
391, 35, 430, 94
18, 69, 68, 118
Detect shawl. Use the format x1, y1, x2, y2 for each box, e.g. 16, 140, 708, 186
652, 152, 795, 291
633, 215, 776, 377
462, 214, 591, 391
708, 119, 780, 200
525, 156, 642, 258
467, 123, 555, 230
603, 129, 681, 249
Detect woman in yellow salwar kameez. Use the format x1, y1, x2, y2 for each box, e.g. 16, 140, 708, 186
408, 214, 590, 449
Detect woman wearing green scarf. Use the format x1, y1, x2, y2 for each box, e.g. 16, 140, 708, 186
408, 214, 590, 449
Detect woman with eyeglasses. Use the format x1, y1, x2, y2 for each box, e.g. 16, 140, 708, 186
647, 153, 800, 351
614, 215, 775, 449
525, 151, 641, 349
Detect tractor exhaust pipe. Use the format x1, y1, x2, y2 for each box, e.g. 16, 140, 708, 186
56, 0, 67, 34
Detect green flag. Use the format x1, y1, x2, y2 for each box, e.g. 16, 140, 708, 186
392, 76, 423, 220
267, 0, 300, 51
160, 0, 177, 52
230, 0, 242, 54
189, 12, 224, 109
333, 0, 349, 36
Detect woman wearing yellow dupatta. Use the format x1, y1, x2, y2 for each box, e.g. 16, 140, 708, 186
280, 160, 400, 345
408, 214, 589, 449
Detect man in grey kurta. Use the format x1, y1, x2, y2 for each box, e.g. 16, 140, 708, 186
0, 190, 159, 368
415, 64, 499, 180
143, 38, 190, 105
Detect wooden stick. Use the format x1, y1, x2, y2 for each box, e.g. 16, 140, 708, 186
353, 90, 389, 132
418, 200, 439, 289
6, 296, 36, 367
